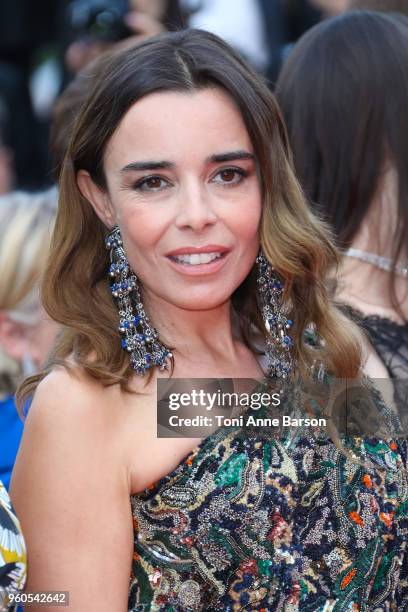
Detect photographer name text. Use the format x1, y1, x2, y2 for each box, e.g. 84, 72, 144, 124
168, 414, 327, 428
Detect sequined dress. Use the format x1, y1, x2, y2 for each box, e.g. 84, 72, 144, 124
128, 382, 408, 612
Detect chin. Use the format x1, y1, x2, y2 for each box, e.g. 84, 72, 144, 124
169, 292, 231, 311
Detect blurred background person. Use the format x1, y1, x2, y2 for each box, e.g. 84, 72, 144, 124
276, 11, 408, 381
0, 0, 354, 194
0, 1, 64, 190
350, 0, 408, 15
0, 189, 59, 490
179, 0, 349, 85
0, 0, 180, 190
63, 0, 183, 76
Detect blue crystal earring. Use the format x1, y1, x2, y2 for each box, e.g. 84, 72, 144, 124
256, 250, 293, 378
105, 225, 173, 375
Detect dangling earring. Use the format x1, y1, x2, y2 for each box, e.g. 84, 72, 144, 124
256, 250, 293, 378
105, 225, 172, 375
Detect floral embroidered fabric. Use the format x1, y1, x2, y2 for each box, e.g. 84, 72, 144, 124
128, 386, 408, 611
0, 482, 26, 611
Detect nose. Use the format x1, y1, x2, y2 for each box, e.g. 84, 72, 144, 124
174, 180, 218, 231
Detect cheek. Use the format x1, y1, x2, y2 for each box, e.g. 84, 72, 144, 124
231, 193, 262, 243
117, 206, 166, 257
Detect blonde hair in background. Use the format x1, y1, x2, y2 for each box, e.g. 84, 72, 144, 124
0, 188, 57, 395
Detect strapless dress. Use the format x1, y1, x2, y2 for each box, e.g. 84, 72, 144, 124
128, 383, 408, 611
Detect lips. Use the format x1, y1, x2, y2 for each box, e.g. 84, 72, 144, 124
165, 245, 231, 276
166, 245, 230, 256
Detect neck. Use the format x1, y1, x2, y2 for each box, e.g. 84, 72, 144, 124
142, 289, 243, 364
338, 244, 408, 319
337, 165, 408, 318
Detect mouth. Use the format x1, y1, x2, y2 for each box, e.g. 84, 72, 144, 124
165, 247, 230, 275
168, 251, 226, 266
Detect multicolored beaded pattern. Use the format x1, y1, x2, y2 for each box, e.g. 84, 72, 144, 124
128, 391, 407, 611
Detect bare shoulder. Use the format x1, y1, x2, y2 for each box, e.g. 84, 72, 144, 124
10, 365, 134, 610
14, 363, 134, 517
28, 363, 125, 429
36, 361, 108, 403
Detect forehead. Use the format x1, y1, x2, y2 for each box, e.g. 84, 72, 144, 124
104, 87, 253, 167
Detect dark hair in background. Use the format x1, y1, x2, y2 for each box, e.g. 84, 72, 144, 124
276, 11, 408, 318
50, 54, 111, 181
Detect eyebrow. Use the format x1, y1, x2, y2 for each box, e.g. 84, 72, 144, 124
207, 150, 255, 163
120, 160, 175, 173
120, 150, 255, 174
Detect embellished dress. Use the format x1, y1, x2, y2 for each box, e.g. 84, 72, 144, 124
0, 481, 26, 611
128, 382, 408, 611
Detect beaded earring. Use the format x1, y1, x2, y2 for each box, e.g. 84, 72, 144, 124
256, 251, 293, 378
105, 225, 172, 375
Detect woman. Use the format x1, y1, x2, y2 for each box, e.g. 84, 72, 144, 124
0, 189, 58, 489
10, 30, 407, 610
0, 189, 58, 610
276, 11, 408, 381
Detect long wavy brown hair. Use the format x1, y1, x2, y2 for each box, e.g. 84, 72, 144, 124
17, 29, 362, 410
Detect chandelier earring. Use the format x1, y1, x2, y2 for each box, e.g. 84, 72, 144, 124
105, 225, 172, 375
256, 250, 293, 378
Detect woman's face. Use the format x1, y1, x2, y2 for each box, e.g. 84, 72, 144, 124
86, 87, 262, 311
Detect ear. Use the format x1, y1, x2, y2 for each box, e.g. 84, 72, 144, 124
0, 311, 29, 363
77, 169, 116, 228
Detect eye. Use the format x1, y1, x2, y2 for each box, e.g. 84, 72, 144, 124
133, 175, 171, 192
212, 167, 248, 186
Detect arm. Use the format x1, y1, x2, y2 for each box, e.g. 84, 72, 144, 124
9, 369, 133, 612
